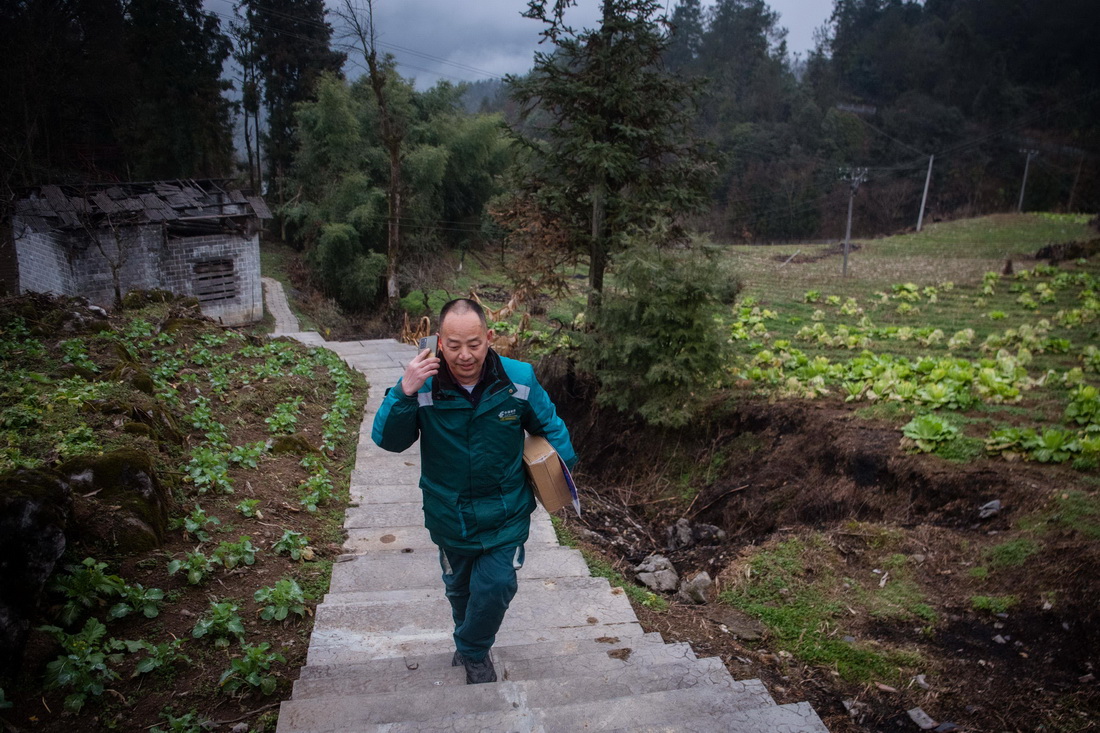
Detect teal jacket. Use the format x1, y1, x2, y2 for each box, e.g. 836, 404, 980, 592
371, 349, 576, 554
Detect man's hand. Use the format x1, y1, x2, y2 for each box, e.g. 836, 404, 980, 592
402, 349, 440, 396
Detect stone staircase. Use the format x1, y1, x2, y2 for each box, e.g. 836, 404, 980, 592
275, 338, 829, 733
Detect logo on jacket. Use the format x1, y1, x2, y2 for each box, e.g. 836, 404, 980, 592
497, 408, 518, 422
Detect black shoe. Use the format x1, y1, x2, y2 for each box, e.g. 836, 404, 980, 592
451, 650, 463, 667
461, 653, 496, 684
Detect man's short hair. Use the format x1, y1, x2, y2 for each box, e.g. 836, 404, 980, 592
439, 298, 487, 329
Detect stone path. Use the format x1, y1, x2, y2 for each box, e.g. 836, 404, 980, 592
261, 286, 829, 731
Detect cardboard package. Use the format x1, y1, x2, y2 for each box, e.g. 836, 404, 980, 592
522, 435, 580, 515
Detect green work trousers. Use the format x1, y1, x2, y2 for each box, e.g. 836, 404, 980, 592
438, 543, 525, 661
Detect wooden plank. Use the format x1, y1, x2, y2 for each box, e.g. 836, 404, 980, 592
92, 192, 119, 214
140, 193, 166, 210
229, 190, 247, 204
43, 185, 74, 213
247, 195, 273, 219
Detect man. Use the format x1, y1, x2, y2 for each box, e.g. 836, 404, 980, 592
371, 298, 576, 684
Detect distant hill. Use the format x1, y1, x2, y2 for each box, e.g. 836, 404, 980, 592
460, 78, 510, 115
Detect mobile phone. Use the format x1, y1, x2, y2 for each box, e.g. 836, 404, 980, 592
418, 334, 438, 356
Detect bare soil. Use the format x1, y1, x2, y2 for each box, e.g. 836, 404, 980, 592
555, 393, 1100, 732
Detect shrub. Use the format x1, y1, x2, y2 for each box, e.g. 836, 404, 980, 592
579, 244, 738, 428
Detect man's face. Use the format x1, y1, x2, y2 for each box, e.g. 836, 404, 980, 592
439, 310, 493, 386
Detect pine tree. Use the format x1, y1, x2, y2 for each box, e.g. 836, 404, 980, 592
508, 0, 714, 312
245, 0, 345, 201
124, 0, 235, 179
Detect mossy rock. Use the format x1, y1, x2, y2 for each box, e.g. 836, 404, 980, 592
122, 422, 153, 437
127, 404, 184, 445
109, 362, 154, 394
85, 399, 129, 415
270, 434, 320, 455
160, 317, 206, 334
0, 469, 72, 675
58, 363, 98, 381
112, 340, 138, 363
59, 449, 170, 553
121, 289, 174, 309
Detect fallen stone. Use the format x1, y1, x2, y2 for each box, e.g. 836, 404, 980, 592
678, 571, 712, 604
907, 707, 937, 730
634, 554, 679, 592
978, 499, 1002, 519
666, 518, 694, 550
575, 527, 604, 544
692, 521, 727, 545
666, 518, 728, 550
843, 699, 870, 723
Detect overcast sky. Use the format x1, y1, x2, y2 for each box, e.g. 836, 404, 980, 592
359, 0, 832, 88
208, 1, 832, 90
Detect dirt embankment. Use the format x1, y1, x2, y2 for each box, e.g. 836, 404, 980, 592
555, 391, 1100, 732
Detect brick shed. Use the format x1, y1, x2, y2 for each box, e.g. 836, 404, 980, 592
6, 180, 272, 326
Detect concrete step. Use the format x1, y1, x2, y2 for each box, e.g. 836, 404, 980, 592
277, 659, 767, 732
292, 640, 704, 701
297, 633, 667, 684
324, 575, 611, 605
342, 526, 431, 553
350, 463, 421, 488
500, 640, 699, 684
533, 683, 782, 733
612, 701, 830, 733
522, 656, 772, 710
342, 516, 558, 554
277, 679, 527, 732
329, 545, 592, 592
306, 620, 648, 666
347, 484, 419, 506
344, 501, 423, 528
312, 585, 636, 637
293, 658, 467, 699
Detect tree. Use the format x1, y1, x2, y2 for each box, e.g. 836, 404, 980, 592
123, 0, 235, 179
246, 0, 344, 201
230, 2, 264, 192
334, 0, 410, 301
285, 72, 510, 312
664, 0, 705, 72
1, 0, 234, 185
508, 0, 714, 312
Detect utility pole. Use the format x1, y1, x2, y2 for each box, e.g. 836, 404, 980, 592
841, 168, 867, 277
1017, 149, 1038, 213
916, 154, 934, 232
1068, 155, 1084, 212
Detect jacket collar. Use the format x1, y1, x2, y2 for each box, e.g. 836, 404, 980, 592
433, 348, 510, 404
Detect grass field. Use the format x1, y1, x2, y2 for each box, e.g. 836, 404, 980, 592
726, 213, 1094, 310
714, 212, 1099, 466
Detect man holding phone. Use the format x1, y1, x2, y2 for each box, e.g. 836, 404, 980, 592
371, 298, 576, 684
